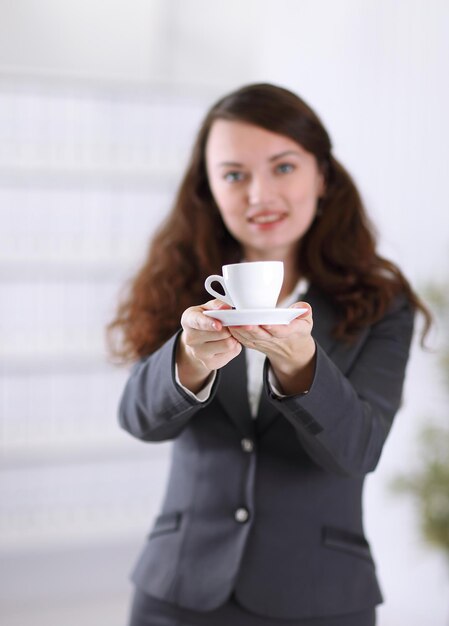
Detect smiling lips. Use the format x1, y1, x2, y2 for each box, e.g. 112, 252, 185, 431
247, 210, 287, 226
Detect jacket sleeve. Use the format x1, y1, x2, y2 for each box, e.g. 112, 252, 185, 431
118, 331, 220, 442
265, 296, 415, 476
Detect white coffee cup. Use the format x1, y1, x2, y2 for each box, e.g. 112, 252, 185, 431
204, 261, 284, 309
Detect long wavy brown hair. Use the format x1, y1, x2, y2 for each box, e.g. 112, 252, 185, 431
107, 83, 431, 363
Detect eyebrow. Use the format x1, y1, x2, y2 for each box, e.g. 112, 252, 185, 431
268, 150, 302, 162
217, 150, 302, 167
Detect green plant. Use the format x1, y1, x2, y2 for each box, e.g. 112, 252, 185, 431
391, 284, 449, 561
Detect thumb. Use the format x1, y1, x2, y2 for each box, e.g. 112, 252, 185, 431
290, 301, 312, 319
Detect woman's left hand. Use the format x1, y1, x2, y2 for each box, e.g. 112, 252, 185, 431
229, 302, 316, 395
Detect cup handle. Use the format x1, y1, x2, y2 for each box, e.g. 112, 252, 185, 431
204, 275, 234, 307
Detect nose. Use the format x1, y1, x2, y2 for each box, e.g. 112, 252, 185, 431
247, 174, 274, 206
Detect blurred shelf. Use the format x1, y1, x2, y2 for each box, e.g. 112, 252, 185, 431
0, 164, 177, 190
0, 66, 216, 102
0, 259, 138, 281
0, 513, 150, 554
1, 438, 170, 469
0, 453, 170, 552
0, 351, 118, 375
0, 73, 191, 560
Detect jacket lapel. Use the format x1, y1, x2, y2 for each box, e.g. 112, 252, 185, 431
216, 347, 255, 437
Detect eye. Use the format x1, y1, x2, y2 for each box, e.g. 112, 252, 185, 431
223, 171, 245, 183
275, 163, 295, 174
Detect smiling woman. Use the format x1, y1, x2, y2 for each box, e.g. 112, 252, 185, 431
107, 83, 432, 626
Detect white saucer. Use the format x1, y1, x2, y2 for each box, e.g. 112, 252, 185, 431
203, 307, 307, 326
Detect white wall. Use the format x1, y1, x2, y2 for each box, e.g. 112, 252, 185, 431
0, 0, 163, 82
0, 0, 258, 86
1, 1, 448, 625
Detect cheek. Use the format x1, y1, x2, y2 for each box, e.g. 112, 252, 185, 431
292, 175, 321, 205
290, 188, 318, 213
210, 180, 229, 208
211, 186, 243, 221
289, 190, 319, 227
219, 207, 245, 235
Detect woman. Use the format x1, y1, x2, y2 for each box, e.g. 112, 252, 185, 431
108, 83, 431, 626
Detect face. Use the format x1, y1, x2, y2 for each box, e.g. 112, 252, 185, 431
205, 120, 325, 262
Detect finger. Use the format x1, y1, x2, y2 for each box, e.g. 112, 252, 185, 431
199, 299, 233, 331
196, 335, 242, 360
211, 335, 241, 356
181, 298, 233, 330
229, 328, 270, 351
182, 310, 220, 332
184, 326, 233, 346
206, 340, 242, 370
290, 302, 313, 320
261, 302, 312, 331
230, 325, 270, 341
202, 299, 233, 311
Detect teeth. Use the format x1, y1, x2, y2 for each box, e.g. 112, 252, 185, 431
251, 214, 283, 224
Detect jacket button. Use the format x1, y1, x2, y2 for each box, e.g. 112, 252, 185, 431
234, 507, 250, 523
241, 438, 254, 453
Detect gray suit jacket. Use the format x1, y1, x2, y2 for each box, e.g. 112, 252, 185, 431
118, 285, 414, 620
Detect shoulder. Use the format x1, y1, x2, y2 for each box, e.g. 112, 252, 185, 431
307, 283, 415, 358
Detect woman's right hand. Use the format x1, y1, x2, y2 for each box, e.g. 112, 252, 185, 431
177, 300, 242, 393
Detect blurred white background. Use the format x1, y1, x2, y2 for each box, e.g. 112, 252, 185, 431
0, 1, 448, 625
